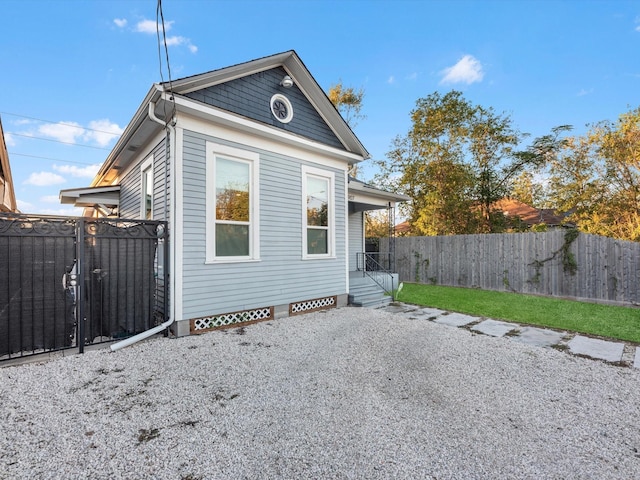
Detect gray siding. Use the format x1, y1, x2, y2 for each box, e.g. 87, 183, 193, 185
185, 67, 345, 150
180, 130, 347, 319
118, 139, 169, 221
348, 211, 364, 272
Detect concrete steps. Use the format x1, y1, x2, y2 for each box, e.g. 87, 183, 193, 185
348, 276, 392, 308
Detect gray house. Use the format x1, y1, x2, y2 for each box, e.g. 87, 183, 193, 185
60, 51, 406, 338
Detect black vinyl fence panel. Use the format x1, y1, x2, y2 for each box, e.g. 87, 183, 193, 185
0, 214, 168, 361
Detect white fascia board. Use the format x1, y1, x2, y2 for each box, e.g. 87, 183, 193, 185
348, 180, 411, 203
115, 129, 166, 185
348, 191, 393, 208
169, 51, 294, 94
175, 101, 363, 169
92, 86, 163, 187
281, 56, 369, 160
59, 186, 121, 205
169, 51, 368, 159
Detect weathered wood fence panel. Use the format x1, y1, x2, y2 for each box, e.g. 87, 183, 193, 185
381, 231, 640, 305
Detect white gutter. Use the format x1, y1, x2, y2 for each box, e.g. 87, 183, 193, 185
111, 99, 175, 352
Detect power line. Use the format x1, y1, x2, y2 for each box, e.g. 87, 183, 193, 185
157, 0, 176, 124
0, 111, 122, 136
7, 131, 112, 150
9, 152, 102, 166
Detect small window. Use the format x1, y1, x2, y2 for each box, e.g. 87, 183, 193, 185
302, 166, 335, 258
140, 157, 153, 220
206, 143, 260, 263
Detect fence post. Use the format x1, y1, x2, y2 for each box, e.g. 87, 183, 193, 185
76, 218, 85, 354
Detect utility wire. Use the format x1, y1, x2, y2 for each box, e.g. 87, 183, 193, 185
156, 0, 177, 124
0, 111, 122, 137
9, 152, 102, 166
7, 132, 112, 150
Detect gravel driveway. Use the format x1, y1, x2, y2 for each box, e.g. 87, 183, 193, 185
2, 307, 639, 479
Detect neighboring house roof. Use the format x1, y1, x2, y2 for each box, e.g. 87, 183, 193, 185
0, 117, 18, 213
348, 177, 410, 212
90, 50, 370, 189
394, 198, 567, 234
394, 221, 411, 234
493, 198, 565, 226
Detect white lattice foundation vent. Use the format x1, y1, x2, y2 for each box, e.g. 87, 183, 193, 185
289, 296, 337, 316
190, 306, 274, 334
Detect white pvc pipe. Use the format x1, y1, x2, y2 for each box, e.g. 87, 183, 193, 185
111, 99, 174, 352
110, 322, 171, 351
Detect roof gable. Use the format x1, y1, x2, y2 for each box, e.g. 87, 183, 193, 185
184, 66, 344, 150
166, 50, 368, 157
91, 51, 369, 187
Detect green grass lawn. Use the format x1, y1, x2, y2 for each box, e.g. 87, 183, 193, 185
396, 282, 640, 343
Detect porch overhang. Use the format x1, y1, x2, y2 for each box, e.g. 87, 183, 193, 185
59, 185, 120, 216
348, 177, 410, 213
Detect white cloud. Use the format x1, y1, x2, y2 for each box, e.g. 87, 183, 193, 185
406, 72, 418, 81
440, 54, 484, 85
17, 199, 34, 212
32, 119, 121, 147
165, 35, 197, 53
165, 35, 186, 46
135, 19, 173, 34
53, 163, 101, 178
113, 18, 127, 28
387, 75, 395, 84
38, 122, 84, 144
635, 16, 640, 31
24, 172, 66, 186
4, 132, 15, 147
133, 18, 196, 53
577, 88, 594, 97
84, 119, 123, 147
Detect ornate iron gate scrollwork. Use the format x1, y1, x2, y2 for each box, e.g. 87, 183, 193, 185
0, 214, 168, 361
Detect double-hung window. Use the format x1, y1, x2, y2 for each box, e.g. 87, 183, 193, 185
140, 157, 153, 220
302, 165, 335, 258
206, 143, 260, 262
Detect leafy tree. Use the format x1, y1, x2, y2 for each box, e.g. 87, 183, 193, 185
375, 91, 567, 235
328, 81, 366, 178
328, 81, 366, 128
510, 171, 536, 206
547, 107, 640, 241
365, 210, 391, 238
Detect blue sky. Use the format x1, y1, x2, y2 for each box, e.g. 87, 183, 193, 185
2, 0, 639, 215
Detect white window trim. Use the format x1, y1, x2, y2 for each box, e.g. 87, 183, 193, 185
206, 142, 260, 264
140, 156, 153, 220
302, 165, 335, 260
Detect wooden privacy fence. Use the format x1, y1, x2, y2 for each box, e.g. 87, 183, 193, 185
380, 230, 640, 306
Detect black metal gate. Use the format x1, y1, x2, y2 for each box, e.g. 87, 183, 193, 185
0, 214, 168, 361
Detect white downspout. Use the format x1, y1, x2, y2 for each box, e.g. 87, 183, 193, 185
111, 99, 175, 352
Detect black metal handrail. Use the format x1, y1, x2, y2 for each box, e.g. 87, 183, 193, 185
356, 252, 396, 301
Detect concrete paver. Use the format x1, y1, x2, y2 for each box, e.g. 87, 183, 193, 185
376, 302, 637, 368
405, 307, 446, 320
434, 312, 478, 327
568, 335, 625, 363
471, 319, 518, 337
510, 327, 566, 348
